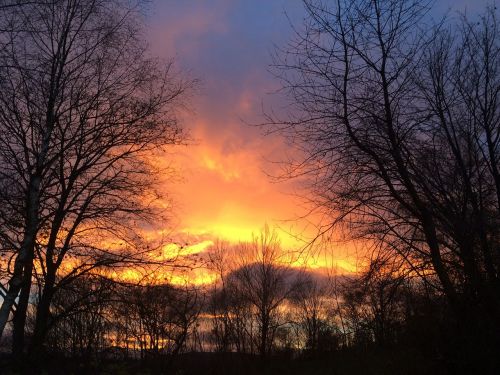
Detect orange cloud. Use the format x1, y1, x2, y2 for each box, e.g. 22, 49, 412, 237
141, 1, 361, 285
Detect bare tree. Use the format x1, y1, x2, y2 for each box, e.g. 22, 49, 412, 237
206, 240, 236, 352
228, 226, 298, 358
0, 0, 193, 356
290, 275, 339, 354
268, 0, 500, 359
340, 252, 407, 349
120, 282, 201, 371
43, 275, 114, 365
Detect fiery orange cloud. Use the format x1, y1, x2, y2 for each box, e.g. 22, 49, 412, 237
138, 0, 362, 285
165, 121, 307, 247
144, 118, 361, 285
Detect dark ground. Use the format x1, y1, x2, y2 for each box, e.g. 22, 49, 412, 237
0, 348, 453, 375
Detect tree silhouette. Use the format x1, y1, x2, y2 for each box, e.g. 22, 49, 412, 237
0, 0, 193, 357
268, 1, 500, 367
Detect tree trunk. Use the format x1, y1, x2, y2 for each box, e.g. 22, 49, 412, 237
29, 272, 56, 356
12, 258, 34, 357
260, 314, 268, 358
0, 174, 41, 340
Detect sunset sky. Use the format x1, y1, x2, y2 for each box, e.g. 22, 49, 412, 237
140, 0, 492, 282
147, 1, 315, 253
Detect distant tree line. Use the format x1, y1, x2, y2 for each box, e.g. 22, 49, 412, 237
0, 227, 476, 374
203, 230, 466, 373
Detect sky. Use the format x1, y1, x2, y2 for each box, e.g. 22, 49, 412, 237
146, 1, 314, 246
139, 0, 494, 283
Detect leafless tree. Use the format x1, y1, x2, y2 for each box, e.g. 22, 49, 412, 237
268, 0, 500, 354
206, 239, 265, 355
43, 275, 114, 364
228, 226, 299, 358
0, 0, 194, 356
119, 282, 201, 371
340, 252, 406, 348
206, 240, 236, 352
290, 274, 339, 354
